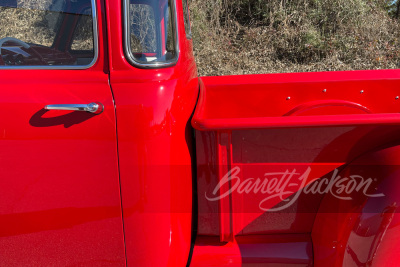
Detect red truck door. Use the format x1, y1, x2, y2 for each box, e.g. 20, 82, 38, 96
0, 0, 125, 265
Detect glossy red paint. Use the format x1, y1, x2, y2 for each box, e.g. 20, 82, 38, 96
313, 145, 400, 266
193, 71, 400, 130
0, 0, 126, 265
191, 234, 313, 267
106, 0, 198, 266
191, 70, 400, 266
2, 0, 400, 265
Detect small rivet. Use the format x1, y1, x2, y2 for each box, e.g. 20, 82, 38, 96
396, 96, 399, 100
286, 97, 291, 100
360, 90, 364, 94
323, 89, 327, 93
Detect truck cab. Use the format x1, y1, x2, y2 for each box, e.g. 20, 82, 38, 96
0, 0, 399, 266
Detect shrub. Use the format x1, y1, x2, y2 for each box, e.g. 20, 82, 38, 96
190, 0, 400, 76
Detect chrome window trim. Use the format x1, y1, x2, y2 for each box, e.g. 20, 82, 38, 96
0, 0, 99, 70
123, 0, 180, 69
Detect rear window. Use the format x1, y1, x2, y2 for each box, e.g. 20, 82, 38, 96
124, 0, 179, 67
0, 0, 96, 68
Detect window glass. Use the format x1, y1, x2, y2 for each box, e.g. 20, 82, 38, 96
71, 8, 94, 51
182, 0, 191, 38
126, 0, 178, 66
130, 4, 157, 54
0, 0, 96, 67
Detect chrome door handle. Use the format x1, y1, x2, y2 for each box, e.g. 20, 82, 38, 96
45, 102, 104, 114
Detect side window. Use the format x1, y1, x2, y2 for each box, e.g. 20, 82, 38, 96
0, 0, 96, 68
182, 0, 191, 38
125, 0, 178, 67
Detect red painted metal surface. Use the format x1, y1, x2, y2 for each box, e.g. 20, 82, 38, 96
2, 0, 400, 265
191, 70, 400, 266
196, 71, 400, 116
0, 0, 126, 265
106, 0, 198, 266
313, 145, 400, 266
193, 113, 400, 130
192, 71, 400, 130
191, 234, 313, 267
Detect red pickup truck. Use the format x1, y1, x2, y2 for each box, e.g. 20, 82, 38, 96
1, 0, 400, 266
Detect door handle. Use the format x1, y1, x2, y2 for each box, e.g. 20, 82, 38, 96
45, 102, 104, 114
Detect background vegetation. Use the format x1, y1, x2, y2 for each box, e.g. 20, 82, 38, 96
189, 0, 400, 76
2, 0, 400, 75
0, 0, 93, 50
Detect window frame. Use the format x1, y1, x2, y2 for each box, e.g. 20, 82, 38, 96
0, 0, 99, 70
123, 0, 180, 69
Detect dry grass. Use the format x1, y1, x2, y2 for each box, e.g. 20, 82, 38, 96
190, 0, 400, 76
129, 4, 157, 53
1, 0, 398, 75
0, 6, 59, 47
0, 0, 92, 50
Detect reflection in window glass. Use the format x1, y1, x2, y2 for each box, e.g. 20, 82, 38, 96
0, 0, 95, 67
130, 4, 157, 53
182, 0, 191, 38
71, 8, 94, 51
126, 0, 178, 66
